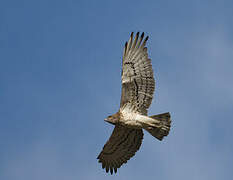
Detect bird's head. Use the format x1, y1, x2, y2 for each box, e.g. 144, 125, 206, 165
104, 113, 120, 125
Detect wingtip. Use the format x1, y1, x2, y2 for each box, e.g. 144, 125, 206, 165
102, 162, 106, 169
106, 166, 109, 173
125, 41, 128, 47
110, 168, 113, 175
114, 167, 117, 173
141, 32, 144, 39
130, 32, 134, 37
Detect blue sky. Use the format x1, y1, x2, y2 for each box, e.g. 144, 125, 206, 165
1, 0, 233, 179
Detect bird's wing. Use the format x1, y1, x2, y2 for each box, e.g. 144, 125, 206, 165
120, 32, 155, 115
97, 125, 143, 174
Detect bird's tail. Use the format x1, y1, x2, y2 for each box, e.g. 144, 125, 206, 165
146, 112, 171, 141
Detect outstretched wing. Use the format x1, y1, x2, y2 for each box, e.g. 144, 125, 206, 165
120, 32, 155, 115
97, 125, 143, 174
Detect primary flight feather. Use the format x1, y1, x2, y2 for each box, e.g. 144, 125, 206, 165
97, 32, 171, 174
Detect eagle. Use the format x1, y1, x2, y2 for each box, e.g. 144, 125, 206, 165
97, 32, 171, 174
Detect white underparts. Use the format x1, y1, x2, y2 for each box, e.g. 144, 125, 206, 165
120, 108, 160, 129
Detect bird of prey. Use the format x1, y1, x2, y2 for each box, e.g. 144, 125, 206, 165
97, 32, 171, 174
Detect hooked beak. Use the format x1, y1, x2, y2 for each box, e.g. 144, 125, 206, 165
104, 118, 114, 125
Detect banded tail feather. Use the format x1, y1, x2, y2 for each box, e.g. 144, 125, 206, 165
147, 112, 171, 141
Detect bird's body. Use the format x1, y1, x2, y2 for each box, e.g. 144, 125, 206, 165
108, 108, 161, 129
97, 32, 171, 174
120, 108, 148, 129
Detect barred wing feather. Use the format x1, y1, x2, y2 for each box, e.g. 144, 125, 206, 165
97, 125, 143, 174
120, 32, 155, 115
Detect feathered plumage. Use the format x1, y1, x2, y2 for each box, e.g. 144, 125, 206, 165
97, 32, 171, 174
